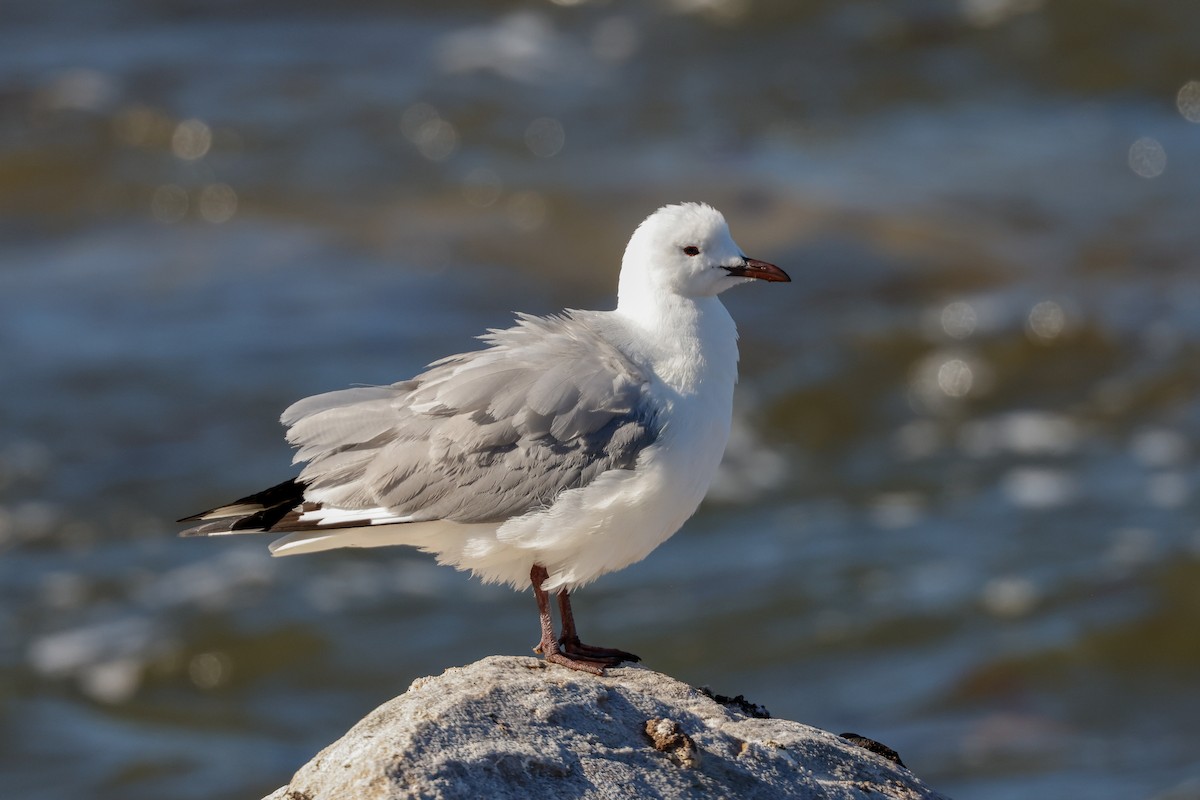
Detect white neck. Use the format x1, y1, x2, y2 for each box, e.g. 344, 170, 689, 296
615, 281, 740, 396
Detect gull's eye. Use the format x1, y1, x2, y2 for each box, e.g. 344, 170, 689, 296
682, 245, 700, 256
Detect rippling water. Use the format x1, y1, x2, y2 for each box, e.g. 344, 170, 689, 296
3, 2, 1199, 799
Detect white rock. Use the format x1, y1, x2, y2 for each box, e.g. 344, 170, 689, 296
263, 656, 948, 800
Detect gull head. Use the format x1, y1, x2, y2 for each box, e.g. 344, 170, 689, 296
619, 203, 789, 304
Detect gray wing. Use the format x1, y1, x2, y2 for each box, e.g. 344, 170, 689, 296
281, 311, 659, 524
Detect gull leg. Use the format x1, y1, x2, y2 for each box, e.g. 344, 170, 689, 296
557, 588, 640, 665
530, 565, 612, 675
531, 564, 555, 656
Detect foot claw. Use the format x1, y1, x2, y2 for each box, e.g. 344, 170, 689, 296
536, 639, 638, 674
544, 651, 609, 675
559, 637, 640, 666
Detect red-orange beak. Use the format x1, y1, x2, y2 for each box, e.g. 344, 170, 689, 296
723, 258, 790, 282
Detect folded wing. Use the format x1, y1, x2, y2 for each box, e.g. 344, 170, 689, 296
182, 311, 660, 536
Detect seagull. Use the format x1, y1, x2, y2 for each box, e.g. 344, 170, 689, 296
180, 202, 789, 673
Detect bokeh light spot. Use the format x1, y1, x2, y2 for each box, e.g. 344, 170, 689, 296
910, 352, 992, 411
1176, 80, 1200, 122
1026, 300, 1065, 342
981, 576, 1038, 618
1128, 136, 1166, 178
81, 659, 142, 704
1001, 467, 1078, 509
171, 118, 212, 160
937, 358, 974, 398
198, 183, 238, 223
419, 120, 459, 161
401, 103, 458, 161
941, 301, 977, 339
524, 117, 565, 158
188, 651, 232, 690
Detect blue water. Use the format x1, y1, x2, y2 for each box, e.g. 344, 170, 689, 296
3, 2, 1199, 798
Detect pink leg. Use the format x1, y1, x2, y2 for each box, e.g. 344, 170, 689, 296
557, 589, 640, 664
529, 565, 637, 674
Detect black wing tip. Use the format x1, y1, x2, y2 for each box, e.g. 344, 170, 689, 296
178, 478, 308, 533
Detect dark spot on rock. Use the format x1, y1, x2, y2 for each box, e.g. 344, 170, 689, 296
285, 790, 313, 800
840, 732, 906, 768
697, 686, 771, 719
526, 758, 573, 778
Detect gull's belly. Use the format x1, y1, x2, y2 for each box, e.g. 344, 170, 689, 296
487, 389, 734, 592
641, 399, 733, 524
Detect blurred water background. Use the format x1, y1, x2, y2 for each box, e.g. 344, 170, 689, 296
2, 1, 1199, 798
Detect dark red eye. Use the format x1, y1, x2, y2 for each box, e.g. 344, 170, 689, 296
682, 245, 700, 256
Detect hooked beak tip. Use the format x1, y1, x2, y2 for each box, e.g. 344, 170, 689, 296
726, 258, 790, 283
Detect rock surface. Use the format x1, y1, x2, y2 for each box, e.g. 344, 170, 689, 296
263, 656, 948, 800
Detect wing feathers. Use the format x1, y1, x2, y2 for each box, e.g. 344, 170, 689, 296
182, 311, 662, 541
